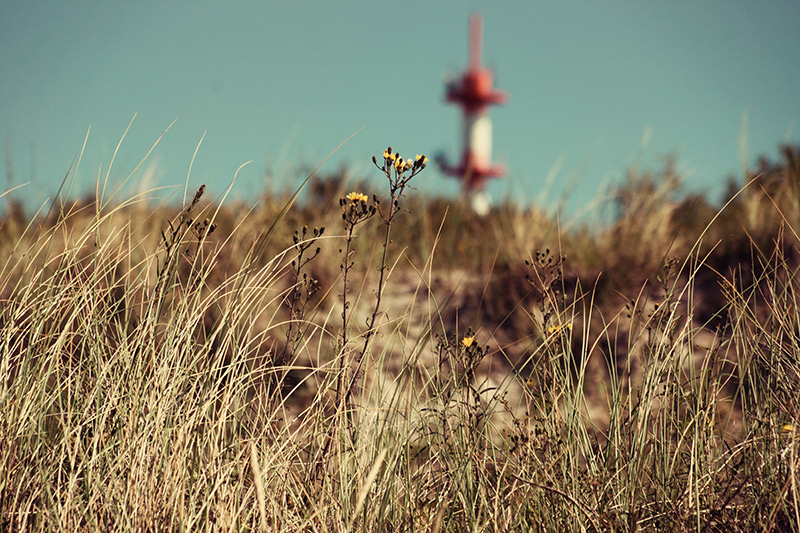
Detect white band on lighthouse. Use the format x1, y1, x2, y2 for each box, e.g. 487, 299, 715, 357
465, 112, 493, 169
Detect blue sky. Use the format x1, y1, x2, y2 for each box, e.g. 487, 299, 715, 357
1, 1, 799, 214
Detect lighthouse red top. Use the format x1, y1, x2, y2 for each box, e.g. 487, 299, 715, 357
446, 14, 508, 115
442, 13, 509, 193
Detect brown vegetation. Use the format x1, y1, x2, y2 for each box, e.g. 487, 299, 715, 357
1, 145, 799, 530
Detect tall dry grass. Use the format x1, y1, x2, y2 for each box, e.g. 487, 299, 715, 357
1, 143, 799, 531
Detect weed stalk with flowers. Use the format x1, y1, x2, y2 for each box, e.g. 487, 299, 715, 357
275, 224, 324, 398
523, 248, 573, 408
305, 189, 377, 483
342, 148, 428, 409
337, 191, 376, 351
311, 147, 428, 484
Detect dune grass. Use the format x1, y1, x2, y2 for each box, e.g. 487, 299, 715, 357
1, 144, 799, 531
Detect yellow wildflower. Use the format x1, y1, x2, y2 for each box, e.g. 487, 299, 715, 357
461, 336, 475, 348
345, 192, 368, 203
547, 323, 572, 335
415, 154, 429, 163
383, 149, 396, 162
394, 157, 404, 170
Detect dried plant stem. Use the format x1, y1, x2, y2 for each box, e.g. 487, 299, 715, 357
343, 187, 400, 412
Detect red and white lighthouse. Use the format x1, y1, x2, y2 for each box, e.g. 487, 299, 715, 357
443, 13, 509, 202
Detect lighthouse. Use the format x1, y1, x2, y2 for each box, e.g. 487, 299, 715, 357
442, 13, 508, 212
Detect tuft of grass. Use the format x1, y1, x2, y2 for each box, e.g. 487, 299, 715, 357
1, 142, 799, 531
